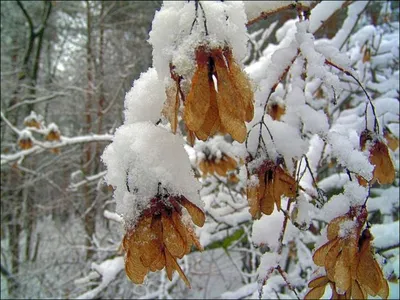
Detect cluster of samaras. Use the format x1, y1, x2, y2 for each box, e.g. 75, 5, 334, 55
164, 45, 254, 144
198, 152, 238, 178
247, 159, 297, 219
122, 192, 205, 288
18, 115, 61, 154
305, 206, 389, 299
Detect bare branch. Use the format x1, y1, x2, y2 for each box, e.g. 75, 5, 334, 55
6, 93, 68, 112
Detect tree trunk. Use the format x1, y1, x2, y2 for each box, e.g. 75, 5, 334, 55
7, 169, 23, 296
83, 0, 96, 260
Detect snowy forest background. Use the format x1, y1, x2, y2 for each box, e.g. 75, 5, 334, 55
1, 1, 399, 299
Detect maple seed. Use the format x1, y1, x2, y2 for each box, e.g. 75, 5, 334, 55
183, 45, 254, 143
246, 160, 297, 219
24, 119, 41, 129
383, 128, 399, 151
267, 102, 286, 121
46, 129, 61, 142
18, 131, 34, 150
359, 130, 395, 185
18, 137, 33, 150
307, 207, 389, 299
162, 64, 182, 134
122, 190, 205, 288
198, 152, 238, 178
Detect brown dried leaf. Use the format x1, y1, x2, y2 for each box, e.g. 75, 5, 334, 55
223, 48, 254, 122
165, 248, 191, 288
125, 247, 149, 284
123, 216, 152, 251
198, 160, 208, 176
370, 140, 395, 185
247, 184, 261, 219
259, 170, 274, 215
352, 280, 366, 299
362, 48, 371, 63
179, 196, 205, 227
134, 218, 163, 268
327, 216, 349, 241
304, 285, 327, 299
213, 50, 247, 143
18, 139, 33, 150
384, 130, 399, 151
161, 213, 185, 258
163, 84, 180, 134
378, 276, 389, 299
228, 173, 239, 184
186, 226, 203, 252
149, 249, 166, 272
164, 247, 174, 281
326, 239, 342, 280
356, 233, 384, 296
207, 161, 216, 176
333, 251, 352, 292
268, 103, 285, 121
195, 85, 221, 140
46, 131, 61, 141
360, 129, 373, 150
214, 163, 227, 177
223, 155, 238, 171
186, 127, 196, 146
216, 95, 247, 142
308, 276, 329, 288
171, 211, 189, 253
341, 237, 358, 274
260, 184, 275, 215
356, 175, 368, 187
313, 239, 337, 267
272, 166, 296, 211
24, 119, 41, 129
184, 51, 212, 132
148, 219, 166, 272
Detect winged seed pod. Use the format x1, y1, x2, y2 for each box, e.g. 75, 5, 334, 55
183, 45, 254, 143
162, 64, 182, 134
23, 111, 43, 129
246, 160, 297, 219
122, 191, 205, 288
198, 152, 238, 178
267, 102, 286, 121
383, 128, 399, 151
305, 206, 389, 299
18, 130, 34, 150
46, 128, 61, 142
358, 129, 395, 185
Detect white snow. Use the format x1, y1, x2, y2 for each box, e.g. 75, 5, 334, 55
149, 1, 248, 81
102, 122, 202, 226
124, 68, 166, 125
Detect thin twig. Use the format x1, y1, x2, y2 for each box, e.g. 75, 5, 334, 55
277, 199, 293, 255
376, 243, 400, 254
246, 3, 297, 27
276, 265, 300, 300
324, 59, 380, 133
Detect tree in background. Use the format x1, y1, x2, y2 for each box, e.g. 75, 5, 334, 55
1, 1, 398, 299
1, 1, 160, 298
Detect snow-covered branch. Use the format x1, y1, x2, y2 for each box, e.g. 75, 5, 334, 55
1, 134, 112, 165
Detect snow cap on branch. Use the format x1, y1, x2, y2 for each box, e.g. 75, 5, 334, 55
124, 68, 166, 125
102, 121, 202, 226
148, 1, 248, 81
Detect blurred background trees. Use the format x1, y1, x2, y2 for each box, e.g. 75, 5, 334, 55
1, 1, 160, 297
